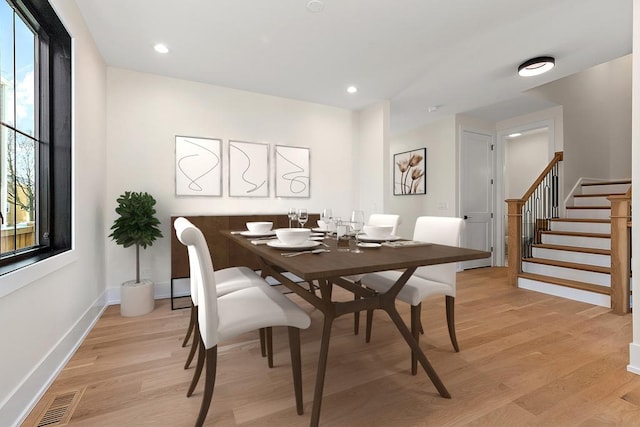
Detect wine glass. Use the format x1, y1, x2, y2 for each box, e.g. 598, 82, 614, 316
288, 208, 297, 228
298, 208, 308, 228
321, 208, 333, 231
350, 210, 365, 253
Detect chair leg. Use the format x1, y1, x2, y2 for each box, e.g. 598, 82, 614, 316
287, 327, 304, 415
354, 294, 360, 335
194, 346, 218, 427
365, 309, 374, 343
182, 302, 196, 347
187, 337, 206, 397
410, 304, 421, 375
185, 309, 199, 369
267, 327, 274, 368
259, 328, 266, 357
446, 295, 460, 352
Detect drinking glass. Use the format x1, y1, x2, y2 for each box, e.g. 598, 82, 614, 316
298, 208, 308, 228
320, 208, 333, 231
336, 219, 350, 251
288, 208, 297, 228
350, 210, 365, 253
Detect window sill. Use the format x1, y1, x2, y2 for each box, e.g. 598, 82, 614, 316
0, 249, 77, 298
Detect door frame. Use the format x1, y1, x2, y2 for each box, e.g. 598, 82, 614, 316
458, 127, 496, 268
494, 119, 556, 267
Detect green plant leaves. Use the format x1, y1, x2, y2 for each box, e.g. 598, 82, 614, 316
109, 191, 163, 249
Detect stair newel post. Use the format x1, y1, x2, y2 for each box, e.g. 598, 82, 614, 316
506, 198, 525, 286
608, 192, 632, 315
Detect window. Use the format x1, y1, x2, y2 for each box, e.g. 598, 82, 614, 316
0, 0, 71, 274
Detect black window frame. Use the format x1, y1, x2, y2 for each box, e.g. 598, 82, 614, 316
0, 0, 71, 275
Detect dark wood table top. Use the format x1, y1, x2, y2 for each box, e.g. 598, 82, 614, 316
223, 231, 491, 280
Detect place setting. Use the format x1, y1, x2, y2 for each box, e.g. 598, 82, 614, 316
267, 228, 330, 253
357, 224, 401, 245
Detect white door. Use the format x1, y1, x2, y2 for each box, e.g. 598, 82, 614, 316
460, 130, 494, 268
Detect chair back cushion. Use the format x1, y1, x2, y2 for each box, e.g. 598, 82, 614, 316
174, 217, 220, 348
413, 216, 465, 287
367, 214, 401, 235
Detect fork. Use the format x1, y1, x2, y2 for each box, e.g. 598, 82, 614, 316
281, 249, 330, 257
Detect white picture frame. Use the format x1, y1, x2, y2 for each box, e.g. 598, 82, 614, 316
228, 140, 269, 197
175, 136, 222, 196
275, 145, 310, 198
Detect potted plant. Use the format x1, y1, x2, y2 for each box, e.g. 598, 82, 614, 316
109, 191, 163, 316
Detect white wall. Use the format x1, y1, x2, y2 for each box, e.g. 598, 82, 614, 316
504, 131, 549, 199
388, 116, 456, 237
105, 68, 358, 298
528, 55, 631, 195
0, 0, 108, 425
354, 101, 389, 218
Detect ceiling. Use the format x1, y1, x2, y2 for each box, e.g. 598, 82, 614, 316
72, 0, 632, 135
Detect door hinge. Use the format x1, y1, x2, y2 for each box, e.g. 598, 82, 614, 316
491, 246, 494, 252
491, 213, 494, 218
490, 179, 494, 185
491, 144, 494, 151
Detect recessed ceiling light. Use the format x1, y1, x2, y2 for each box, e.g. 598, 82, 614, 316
427, 106, 438, 113
306, 0, 324, 12
508, 132, 522, 138
154, 43, 169, 54
346, 86, 358, 94
518, 56, 554, 77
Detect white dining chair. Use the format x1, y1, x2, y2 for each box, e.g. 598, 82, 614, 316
360, 216, 464, 374
349, 213, 401, 334
175, 217, 272, 371
174, 218, 311, 427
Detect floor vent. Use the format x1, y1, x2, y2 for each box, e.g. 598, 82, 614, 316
34, 387, 85, 427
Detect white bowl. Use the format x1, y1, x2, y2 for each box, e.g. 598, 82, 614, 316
246, 221, 273, 233
363, 225, 393, 238
276, 228, 311, 245
317, 219, 328, 229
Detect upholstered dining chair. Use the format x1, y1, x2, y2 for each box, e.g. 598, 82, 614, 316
360, 216, 464, 375
174, 218, 311, 427
350, 213, 401, 335
175, 217, 271, 371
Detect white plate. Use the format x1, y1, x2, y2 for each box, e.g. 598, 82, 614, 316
309, 236, 325, 241
358, 242, 381, 248
240, 230, 276, 237
310, 232, 325, 237
267, 240, 322, 250
358, 234, 401, 242
312, 227, 330, 233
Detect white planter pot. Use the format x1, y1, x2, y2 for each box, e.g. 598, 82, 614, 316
120, 279, 155, 317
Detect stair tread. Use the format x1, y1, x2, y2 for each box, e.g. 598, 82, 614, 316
575, 193, 625, 198
581, 180, 631, 186
550, 218, 610, 223
533, 243, 611, 255
541, 230, 610, 238
523, 257, 610, 274
519, 272, 611, 295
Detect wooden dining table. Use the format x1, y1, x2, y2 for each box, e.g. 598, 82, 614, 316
222, 230, 490, 427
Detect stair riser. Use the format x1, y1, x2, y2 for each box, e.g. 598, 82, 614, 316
541, 234, 610, 250
518, 278, 610, 307
549, 221, 610, 233
581, 183, 631, 195
573, 196, 611, 207
566, 209, 611, 219
522, 261, 610, 286
531, 247, 610, 268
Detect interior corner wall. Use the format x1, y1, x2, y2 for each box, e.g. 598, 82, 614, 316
0, 1, 108, 425
527, 55, 632, 195
389, 116, 456, 237
104, 68, 358, 299
354, 101, 389, 216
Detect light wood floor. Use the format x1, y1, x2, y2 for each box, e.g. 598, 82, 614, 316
23, 267, 640, 426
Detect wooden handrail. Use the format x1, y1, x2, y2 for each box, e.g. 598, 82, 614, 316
522, 151, 563, 201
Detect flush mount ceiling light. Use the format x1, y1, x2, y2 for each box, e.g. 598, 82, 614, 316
346, 86, 358, 94
153, 43, 169, 54
508, 132, 522, 138
306, 0, 324, 12
518, 56, 554, 77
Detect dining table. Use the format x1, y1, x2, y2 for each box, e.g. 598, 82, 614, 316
222, 230, 491, 427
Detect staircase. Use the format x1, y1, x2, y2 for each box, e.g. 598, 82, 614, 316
517, 179, 632, 309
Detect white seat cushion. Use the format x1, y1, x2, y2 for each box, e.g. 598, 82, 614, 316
217, 285, 311, 342
215, 266, 267, 296
361, 270, 454, 306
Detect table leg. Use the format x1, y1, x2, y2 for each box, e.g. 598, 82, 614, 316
310, 312, 334, 427
382, 304, 451, 398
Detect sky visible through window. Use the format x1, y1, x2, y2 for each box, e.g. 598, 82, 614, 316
0, 0, 35, 135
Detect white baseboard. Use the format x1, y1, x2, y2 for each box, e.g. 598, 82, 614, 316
2, 292, 107, 427
628, 342, 640, 375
